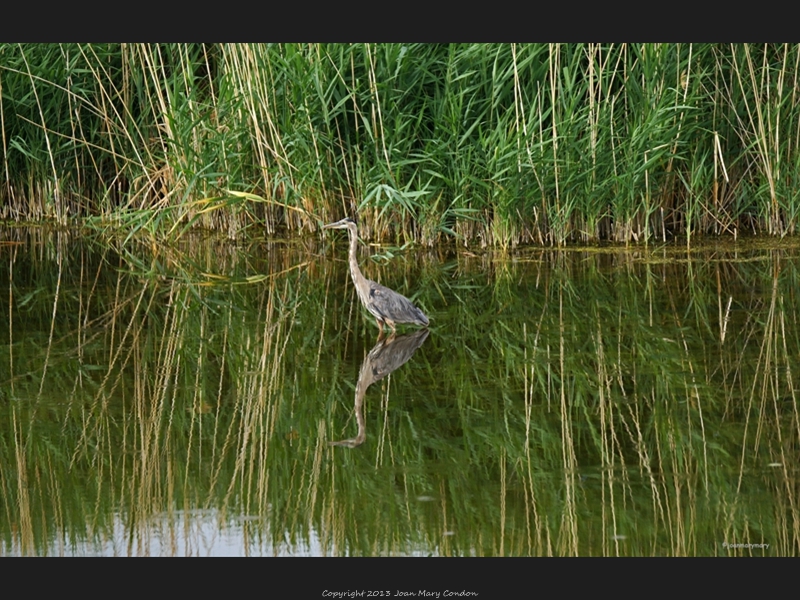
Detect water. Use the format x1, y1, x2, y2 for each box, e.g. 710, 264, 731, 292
1, 227, 799, 556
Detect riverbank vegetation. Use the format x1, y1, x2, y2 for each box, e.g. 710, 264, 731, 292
2, 43, 800, 246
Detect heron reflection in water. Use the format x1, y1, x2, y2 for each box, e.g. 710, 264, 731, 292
322, 217, 429, 337
329, 329, 429, 448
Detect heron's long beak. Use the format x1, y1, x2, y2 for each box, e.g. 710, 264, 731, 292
322, 219, 348, 230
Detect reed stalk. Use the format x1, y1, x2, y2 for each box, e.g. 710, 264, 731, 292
4, 44, 800, 246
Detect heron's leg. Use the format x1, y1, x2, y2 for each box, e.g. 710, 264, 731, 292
376, 318, 384, 334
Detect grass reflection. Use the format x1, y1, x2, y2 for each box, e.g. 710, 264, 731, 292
1, 228, 799, 555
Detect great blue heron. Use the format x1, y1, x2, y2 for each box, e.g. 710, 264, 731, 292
322, 217, 429, 335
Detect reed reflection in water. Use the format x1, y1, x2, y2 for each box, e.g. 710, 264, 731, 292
3, 228, 800, 556
329, 330, 429, 448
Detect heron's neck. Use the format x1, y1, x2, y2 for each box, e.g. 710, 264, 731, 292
348, 227, 367, 288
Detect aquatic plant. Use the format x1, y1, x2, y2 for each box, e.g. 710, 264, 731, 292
3, 44, 800, 245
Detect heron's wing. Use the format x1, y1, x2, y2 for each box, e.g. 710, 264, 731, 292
365, 281, 393, 321
367, 281, 428, 325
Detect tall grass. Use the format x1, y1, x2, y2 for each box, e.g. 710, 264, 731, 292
3, 43, 800, 245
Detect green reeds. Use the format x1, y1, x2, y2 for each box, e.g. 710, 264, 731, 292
4, 43, 800, 244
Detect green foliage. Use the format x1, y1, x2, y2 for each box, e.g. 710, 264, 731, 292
4, 44, 800, 245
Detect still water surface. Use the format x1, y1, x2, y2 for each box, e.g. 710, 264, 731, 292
1, 228, 799, 556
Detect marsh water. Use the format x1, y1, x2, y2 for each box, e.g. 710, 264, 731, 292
2, 227, 799, 556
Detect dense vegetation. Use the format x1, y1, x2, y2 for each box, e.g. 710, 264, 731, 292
2, 43, 800, 246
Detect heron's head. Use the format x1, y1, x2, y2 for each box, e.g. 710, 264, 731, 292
322, 217, 357, 231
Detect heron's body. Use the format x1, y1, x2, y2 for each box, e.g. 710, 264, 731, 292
323, 218, 429, 335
